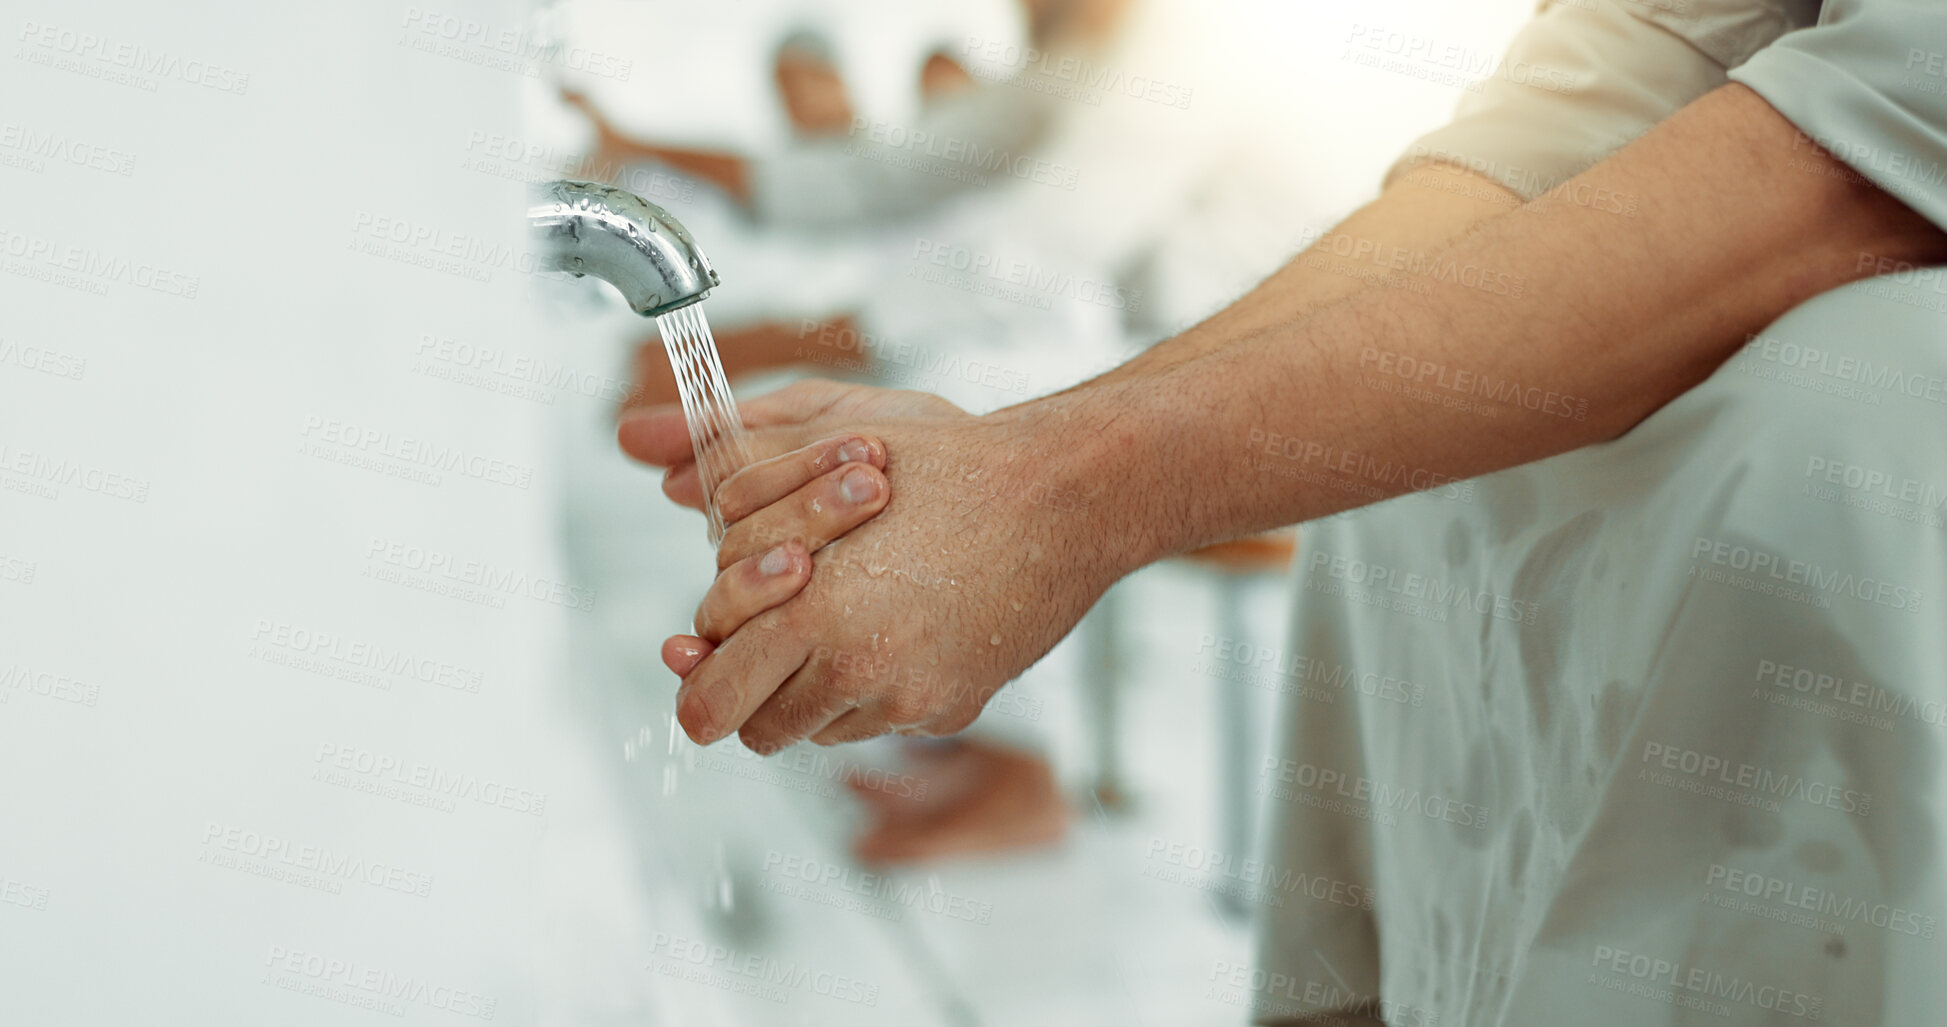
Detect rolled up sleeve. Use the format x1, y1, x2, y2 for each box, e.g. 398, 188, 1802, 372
1387, 1, 1768, 199
1730, 0, 1947, 229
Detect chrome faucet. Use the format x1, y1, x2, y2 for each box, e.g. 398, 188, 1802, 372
528, 180, 719, 317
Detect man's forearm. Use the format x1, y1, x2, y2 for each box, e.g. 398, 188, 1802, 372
1084, 164, 1524, 385
1024, 84, 1947, 574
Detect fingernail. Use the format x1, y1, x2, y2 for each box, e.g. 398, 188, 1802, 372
840, 467, 878, 505
759, 545, 791, 576
837, 439, 873, 464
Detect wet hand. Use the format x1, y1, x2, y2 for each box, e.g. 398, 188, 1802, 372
646, 408, 1118, 754
668, 432, 894, 657
618, 378, 965, 514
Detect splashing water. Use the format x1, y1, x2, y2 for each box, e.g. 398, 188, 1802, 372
654, 303, 750, 546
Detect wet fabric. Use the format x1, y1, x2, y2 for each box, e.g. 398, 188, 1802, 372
1255, 2, 1947, 1024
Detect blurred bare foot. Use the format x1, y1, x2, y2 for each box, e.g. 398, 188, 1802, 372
1183, 530, 1296, 573
847, 738, 1068, 865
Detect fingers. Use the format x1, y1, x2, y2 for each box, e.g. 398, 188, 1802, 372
748, 655, 945, 752
661, 463, 705, 511
634, 421, 828, 510
717, 462, 888, 571
617, 378, 861, 469
693, 542, 811, 644
673, 612, 812, 745
662, 635, 714, 677
716, 434, 885, 524
732, 378, 869, 426
659, 429, 885, 516
616, 404, 701, 468
736, 666, 866, 755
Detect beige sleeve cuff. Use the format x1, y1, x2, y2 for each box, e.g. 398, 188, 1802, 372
1383, 0, 1733, 200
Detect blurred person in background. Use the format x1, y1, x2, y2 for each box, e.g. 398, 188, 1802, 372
548, 0, 1299, 862
632, 0, 1947, 1023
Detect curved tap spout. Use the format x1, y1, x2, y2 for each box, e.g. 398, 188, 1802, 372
528, 180, 719, 317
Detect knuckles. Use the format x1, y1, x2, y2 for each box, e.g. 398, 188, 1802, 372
877, 687, 935, 727
772, 693, 836, 740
